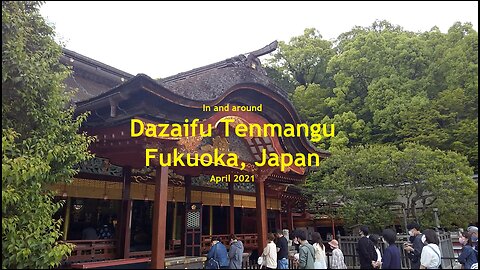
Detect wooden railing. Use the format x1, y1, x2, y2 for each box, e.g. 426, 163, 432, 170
129, 250, 182, 258
129, 239, 183, 259
201, 234, 258, 254
129, 250, 151, 258
65, 239, 117, 263
71, 257, 150, 269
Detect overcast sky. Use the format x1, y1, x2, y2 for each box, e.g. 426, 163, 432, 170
40, 1, 478, 79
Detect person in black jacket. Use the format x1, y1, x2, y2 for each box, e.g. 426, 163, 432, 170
276, 230, 289, 269
357, 225, 378, 269
404, 222, 424, 269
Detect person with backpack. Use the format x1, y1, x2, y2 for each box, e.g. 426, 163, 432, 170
357, 225, 378, 269
420, 229, 442, 269
458, 231, 478, 269
298, 230, 315, 269
206, 236, 229, 269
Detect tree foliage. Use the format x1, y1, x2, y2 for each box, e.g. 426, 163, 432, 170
269, 20, 478, 172
2, 1, 93, 268
267, 28, 337, 99
305, 144, 477, 231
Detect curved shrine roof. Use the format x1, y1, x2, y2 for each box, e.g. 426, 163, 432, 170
62, 44, 329, 158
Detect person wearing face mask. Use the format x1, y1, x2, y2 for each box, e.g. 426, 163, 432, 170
404, 222, 424, 269
357, 225, 378, 269
458, 231, 478, 269
420, 229, 442, 269
467, 226, 478, 252
329, 239, 347, 269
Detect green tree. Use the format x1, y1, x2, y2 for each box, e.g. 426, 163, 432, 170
292, 83, 333, 124
265, 66, 297, 95
319, 111, 371, 150
270, 21, 478, 172
2, 1, 93, 268
305, 144, 477, 231
269, 20, 478, 232
393, 144, 477, 229
305, 145, 399, 231
267, 28, 336, 94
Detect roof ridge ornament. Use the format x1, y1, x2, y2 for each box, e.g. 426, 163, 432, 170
160, 41, 278, 82
245, 40, 278, 58
245, 41, 278, 75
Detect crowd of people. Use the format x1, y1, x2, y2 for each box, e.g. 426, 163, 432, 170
356, 223, 478, 269
250, 229, 345, 269
205, 229, 347, 269
290, 230, 347, 269
205, 224, 478, 269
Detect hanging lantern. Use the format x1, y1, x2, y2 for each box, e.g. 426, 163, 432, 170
73, 199, 84, 211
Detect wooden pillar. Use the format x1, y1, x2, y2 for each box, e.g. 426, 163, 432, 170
119, 167, 132, 259
185, 175, 192, 204
226, 209, 230, 235
122, 202, 133, 257
279, 208, 283, 231
151, 166, 169, 269
331, 217, 336, 239
172, 202, 177, 239
62, 197, 71, 241
229, 182, 235, 235
276, 210, 282, 231
209, 205, 213, 235
287, 201, 293, 231
255, 180, 267, 253
183, 175, 191, 255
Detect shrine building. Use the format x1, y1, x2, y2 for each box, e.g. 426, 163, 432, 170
50, 42, 333, 269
